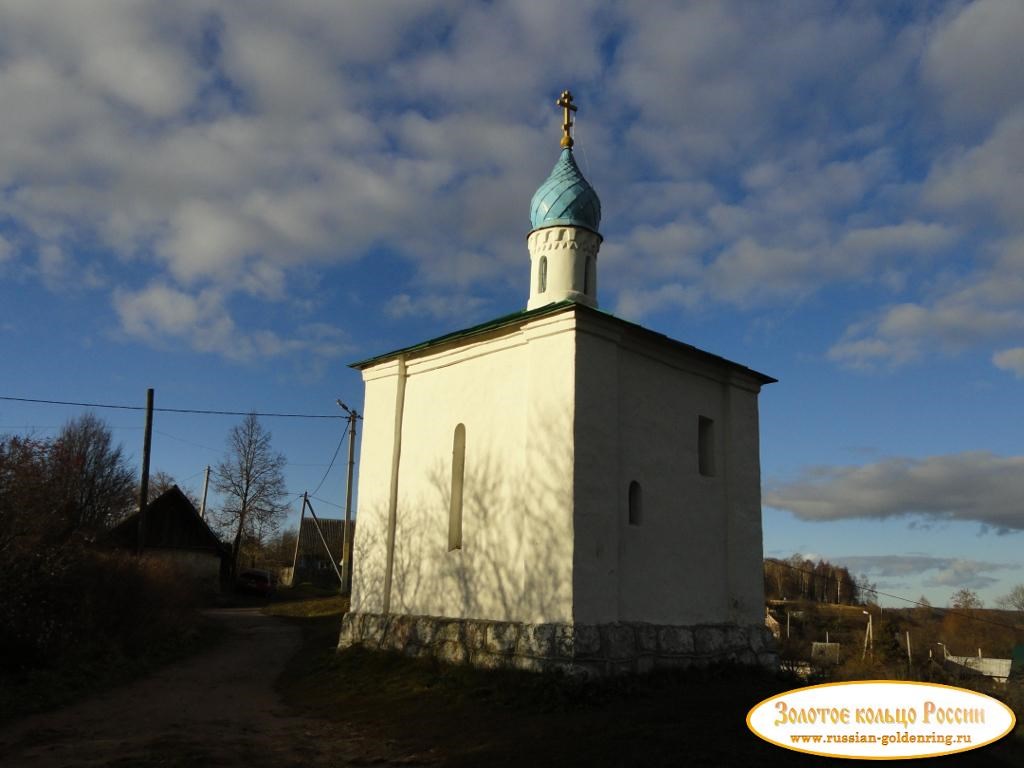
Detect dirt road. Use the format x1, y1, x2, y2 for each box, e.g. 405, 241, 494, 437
0, 608, 415, 768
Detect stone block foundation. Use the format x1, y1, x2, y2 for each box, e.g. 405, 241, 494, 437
338, 612, 778, 677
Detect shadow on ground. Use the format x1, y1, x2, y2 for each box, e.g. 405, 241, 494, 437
279, 614, 1023, 768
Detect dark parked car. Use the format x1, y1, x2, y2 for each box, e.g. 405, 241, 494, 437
236, 568, 276, 597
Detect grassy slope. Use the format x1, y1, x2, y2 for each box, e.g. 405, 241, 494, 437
276, 604, 1022, 767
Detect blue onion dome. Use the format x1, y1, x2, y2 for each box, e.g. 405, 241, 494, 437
529, 148, 601, 234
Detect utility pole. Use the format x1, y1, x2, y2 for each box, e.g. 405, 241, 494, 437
304, 494, 343, 587
137, 388, 154, 555
289, 496, 306, 587
199, 465, 211, 520
862, 610, 874, 660
337, 400, 360, 595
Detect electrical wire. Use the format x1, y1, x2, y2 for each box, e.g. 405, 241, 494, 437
178, 468, 207, 484
310, 495, 345, 510
309, 423, 348, 497
154, 429, 222, 453
0, 395, 344, 419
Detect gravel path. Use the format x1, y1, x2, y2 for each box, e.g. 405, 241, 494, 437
0, 608, 408, 768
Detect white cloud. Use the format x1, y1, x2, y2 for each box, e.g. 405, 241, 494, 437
834, 555, 954, 579
705, 239, 818, 306
922, 560, 1013, 591
923, 0, 1024, 125
766, 452, 1024, 533
36, 244, 64, 280
384, 292, 489, 322
833, 555, 1013, 591
0, 1, 1015, 366
835, 554, 1012, 588
113, 282, 347, 362
390, 0, 609, 108
115, 282, 209, 336
827, 334, 920, 370
611, 3, 901, 171
993, 348, 1024, 378
838, 222, 957, 257
160, 200, 252, 284
924, 110, 1024, 226
828, 238, 1024, 369
615, 283, 703, 320
827, 294, 1024, 370
0, 1, 203, 118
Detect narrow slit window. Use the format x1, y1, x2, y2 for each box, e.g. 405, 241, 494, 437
538, 256, 548, 293
584, 255, 594, 295
628, 480, 642, 526
449, 423, 466, 550
698, 416, 715, 477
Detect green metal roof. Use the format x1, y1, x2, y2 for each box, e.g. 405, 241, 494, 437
350, 301, 776, 386
350, 300, 575, 369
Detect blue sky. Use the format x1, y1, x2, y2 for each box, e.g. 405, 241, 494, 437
1, 1, 1022, 608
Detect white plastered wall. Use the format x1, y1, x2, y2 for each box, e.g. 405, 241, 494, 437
349, 314, 579, 624
571, 312, 766, 626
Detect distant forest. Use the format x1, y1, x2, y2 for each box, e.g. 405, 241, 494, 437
764, 555, 862, 605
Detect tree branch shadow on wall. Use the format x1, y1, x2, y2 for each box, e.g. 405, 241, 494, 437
350, 403, 577, 624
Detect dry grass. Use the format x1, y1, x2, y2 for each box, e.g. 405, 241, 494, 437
262, 594, 349, 618
275, 614, 1022, 767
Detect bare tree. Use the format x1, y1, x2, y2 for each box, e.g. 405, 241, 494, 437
148, 471, 177, 499
856, 572, 878, 605
48, 413, 136, 540
265, 527, 298, 566
146, 471, 201, 509
0, 435, 49, 553
214, 413, 287, 577
995, 584, 1024, 611
950, 588, 984, 610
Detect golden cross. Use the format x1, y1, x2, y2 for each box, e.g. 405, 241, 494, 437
556, 89, 577, 148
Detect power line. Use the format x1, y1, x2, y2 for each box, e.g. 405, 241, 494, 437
154, 429, 335, 466
0, 424, 143, 431
309, 423, 348, 497
0, 395, 344, 419
154, 429, 222, 453
178, 468, 207, 484
310, 494, 345, 510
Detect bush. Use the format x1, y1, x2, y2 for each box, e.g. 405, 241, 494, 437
0, 544, 202, 676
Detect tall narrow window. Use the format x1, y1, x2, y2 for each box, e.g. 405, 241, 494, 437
584, 254, 594, 295
449, 423, 466, 550
698, 416, 715, 477
628, 480, 642, 526
538, 256, 548, 293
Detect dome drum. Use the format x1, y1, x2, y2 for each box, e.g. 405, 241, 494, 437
527, 226, 600, 310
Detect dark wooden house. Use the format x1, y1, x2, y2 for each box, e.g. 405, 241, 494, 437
106, 486, 228, 587
292, 517, 354, 586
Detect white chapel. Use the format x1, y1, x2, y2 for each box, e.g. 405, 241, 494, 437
338, 91, 778, 674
